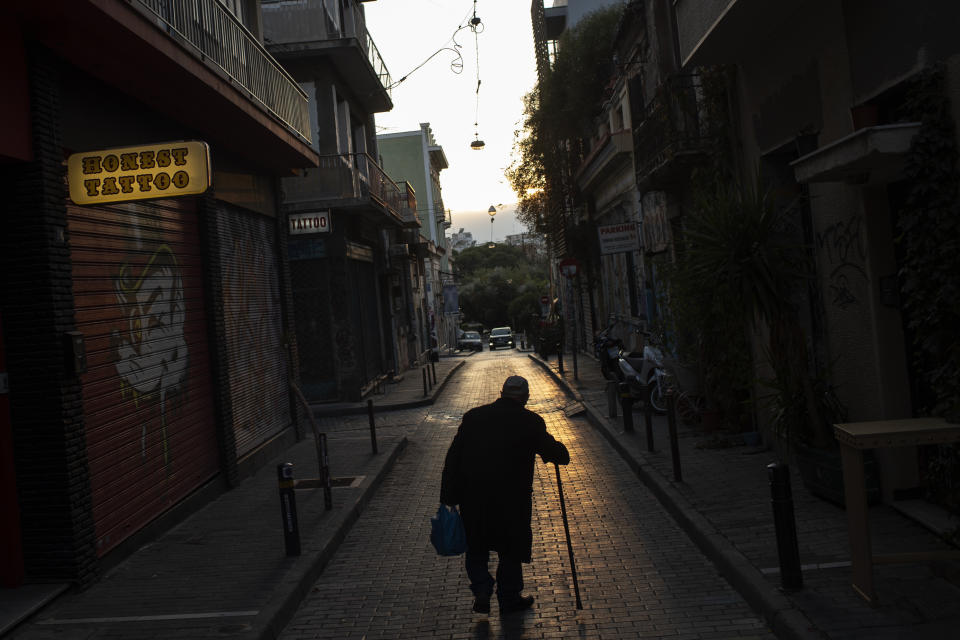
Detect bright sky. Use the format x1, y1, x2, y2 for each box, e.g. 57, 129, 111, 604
365, 0, 538, 243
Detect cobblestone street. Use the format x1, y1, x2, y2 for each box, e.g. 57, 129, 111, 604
280, 351, 774, 639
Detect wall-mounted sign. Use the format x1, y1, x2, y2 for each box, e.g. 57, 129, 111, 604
67, 141, 210, 205
288, 237, 327, 261
288, 211, 331, 235
597, 222, 639, 255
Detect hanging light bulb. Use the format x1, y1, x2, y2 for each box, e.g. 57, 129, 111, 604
469, 0, 484, 151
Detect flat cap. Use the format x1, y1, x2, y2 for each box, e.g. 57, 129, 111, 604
501, 375, 529, 398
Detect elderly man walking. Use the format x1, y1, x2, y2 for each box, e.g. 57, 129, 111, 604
440, 375, 570, 615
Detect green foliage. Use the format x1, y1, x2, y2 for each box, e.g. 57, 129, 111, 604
897, 65, 960, 516
454, 244, 548, 334
506, 5, 623, 234
683, 170, 810, 328
661, 168, 832, 446
898, 65, 960, 424
454, 243, 530, 279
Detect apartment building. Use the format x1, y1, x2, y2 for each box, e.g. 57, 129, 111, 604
674, 0, 960, 500
377, 124, 455, 357
262, 0, 419, 400
1, 0, 316, 587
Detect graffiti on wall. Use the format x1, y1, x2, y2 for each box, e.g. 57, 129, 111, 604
112, 244, 188, 465
816, 216, 867, 310
221, 222, 286, 450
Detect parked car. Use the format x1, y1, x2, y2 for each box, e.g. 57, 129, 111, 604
458, 330, 483, 352
488, 326, 515, 350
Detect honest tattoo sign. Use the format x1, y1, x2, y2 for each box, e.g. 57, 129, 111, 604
67, 141, 211, 205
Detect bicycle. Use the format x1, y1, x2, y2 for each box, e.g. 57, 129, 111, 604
673, 388, 705, 426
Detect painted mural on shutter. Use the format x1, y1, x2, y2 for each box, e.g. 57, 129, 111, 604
67, 199, 218, 557
217, 207, 290, 457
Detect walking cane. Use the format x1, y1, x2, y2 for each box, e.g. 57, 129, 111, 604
554, 463, 583, 610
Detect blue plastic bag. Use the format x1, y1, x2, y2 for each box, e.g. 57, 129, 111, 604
430, 504, 467, 556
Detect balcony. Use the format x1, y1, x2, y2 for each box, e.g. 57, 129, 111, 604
437, 205, 452, 229
399, 182, 421, 229
575, 130, 634, 194
634, 74, 717, 190
137, 0, 310, 141
262, 0, 393, 113
673, 0, 805, 67
11, 0, 317, 171
282, 152, 405, 225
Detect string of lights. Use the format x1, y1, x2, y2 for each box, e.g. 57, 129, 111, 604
383, 1, 487, 151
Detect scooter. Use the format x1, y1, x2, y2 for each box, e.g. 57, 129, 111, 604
593, 324, 623, 381
616, 331, 668, 413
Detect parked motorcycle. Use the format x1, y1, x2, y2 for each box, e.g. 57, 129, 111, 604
593, 323, 623, 381
616, 331, 668, 413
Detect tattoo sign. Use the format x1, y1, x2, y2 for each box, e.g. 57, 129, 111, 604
67, 141, 211, 205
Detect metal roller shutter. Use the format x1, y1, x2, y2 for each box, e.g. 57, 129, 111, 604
216, 207, 290, 458
289, 255, 336, 402
352, 257, 383, 385
67, 199, 218, 557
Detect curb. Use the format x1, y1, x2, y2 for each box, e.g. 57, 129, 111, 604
312, 360, 467, 417
248, 436, 409, 640
528, 354, 823, 640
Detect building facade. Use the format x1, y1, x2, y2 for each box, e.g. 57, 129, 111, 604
1, 0, 315, 587
262, 0, 416, 401
378, 124, 455, 357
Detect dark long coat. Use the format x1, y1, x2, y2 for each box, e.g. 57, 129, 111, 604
440, 397, 569, 562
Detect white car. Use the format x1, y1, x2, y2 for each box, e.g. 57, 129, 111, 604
488, 327, 515, 350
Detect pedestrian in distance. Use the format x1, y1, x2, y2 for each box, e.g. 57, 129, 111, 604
440, 375, 570, 615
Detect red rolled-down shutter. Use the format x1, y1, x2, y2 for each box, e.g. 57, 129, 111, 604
68, 198, 218, 556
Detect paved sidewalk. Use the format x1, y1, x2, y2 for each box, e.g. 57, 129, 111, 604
311, 354, 471, 416
6, 358, 469, 640
529, 351, 960, 640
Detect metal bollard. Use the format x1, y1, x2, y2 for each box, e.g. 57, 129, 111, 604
277, 463, 301, 556
430, 360, 437, 386
367, 399, 378, 455
422, 367, 428, 397
620, 385, 634, 433
606, 381, 618, 418
768, 462, 803, 590
317, 433, 332, 511
666, 390, 682, 482
645, 396, 654, 452
558, 348, 564, 374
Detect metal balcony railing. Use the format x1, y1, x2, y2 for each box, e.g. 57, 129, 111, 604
435, 204, 451, 229
348, 2, 392, 97
292, 152, 401, 215
633, 74, 717, 184
261, 0, 392, 98
399, 182, 420, 227
136, 0, 310, 142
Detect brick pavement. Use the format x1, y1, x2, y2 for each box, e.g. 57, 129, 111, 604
530, 351, 960, 639
10, 347, 955, 639
5, 360, 468, 640
279, 352, 774, 639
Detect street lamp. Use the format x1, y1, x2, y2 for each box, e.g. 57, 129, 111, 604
488, 205, 496, 247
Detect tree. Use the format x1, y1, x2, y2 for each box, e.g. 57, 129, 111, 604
506, 6, 622, 237
454, 245, 548, 334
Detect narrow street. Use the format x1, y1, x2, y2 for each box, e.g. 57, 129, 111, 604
280, 351, 774, 639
